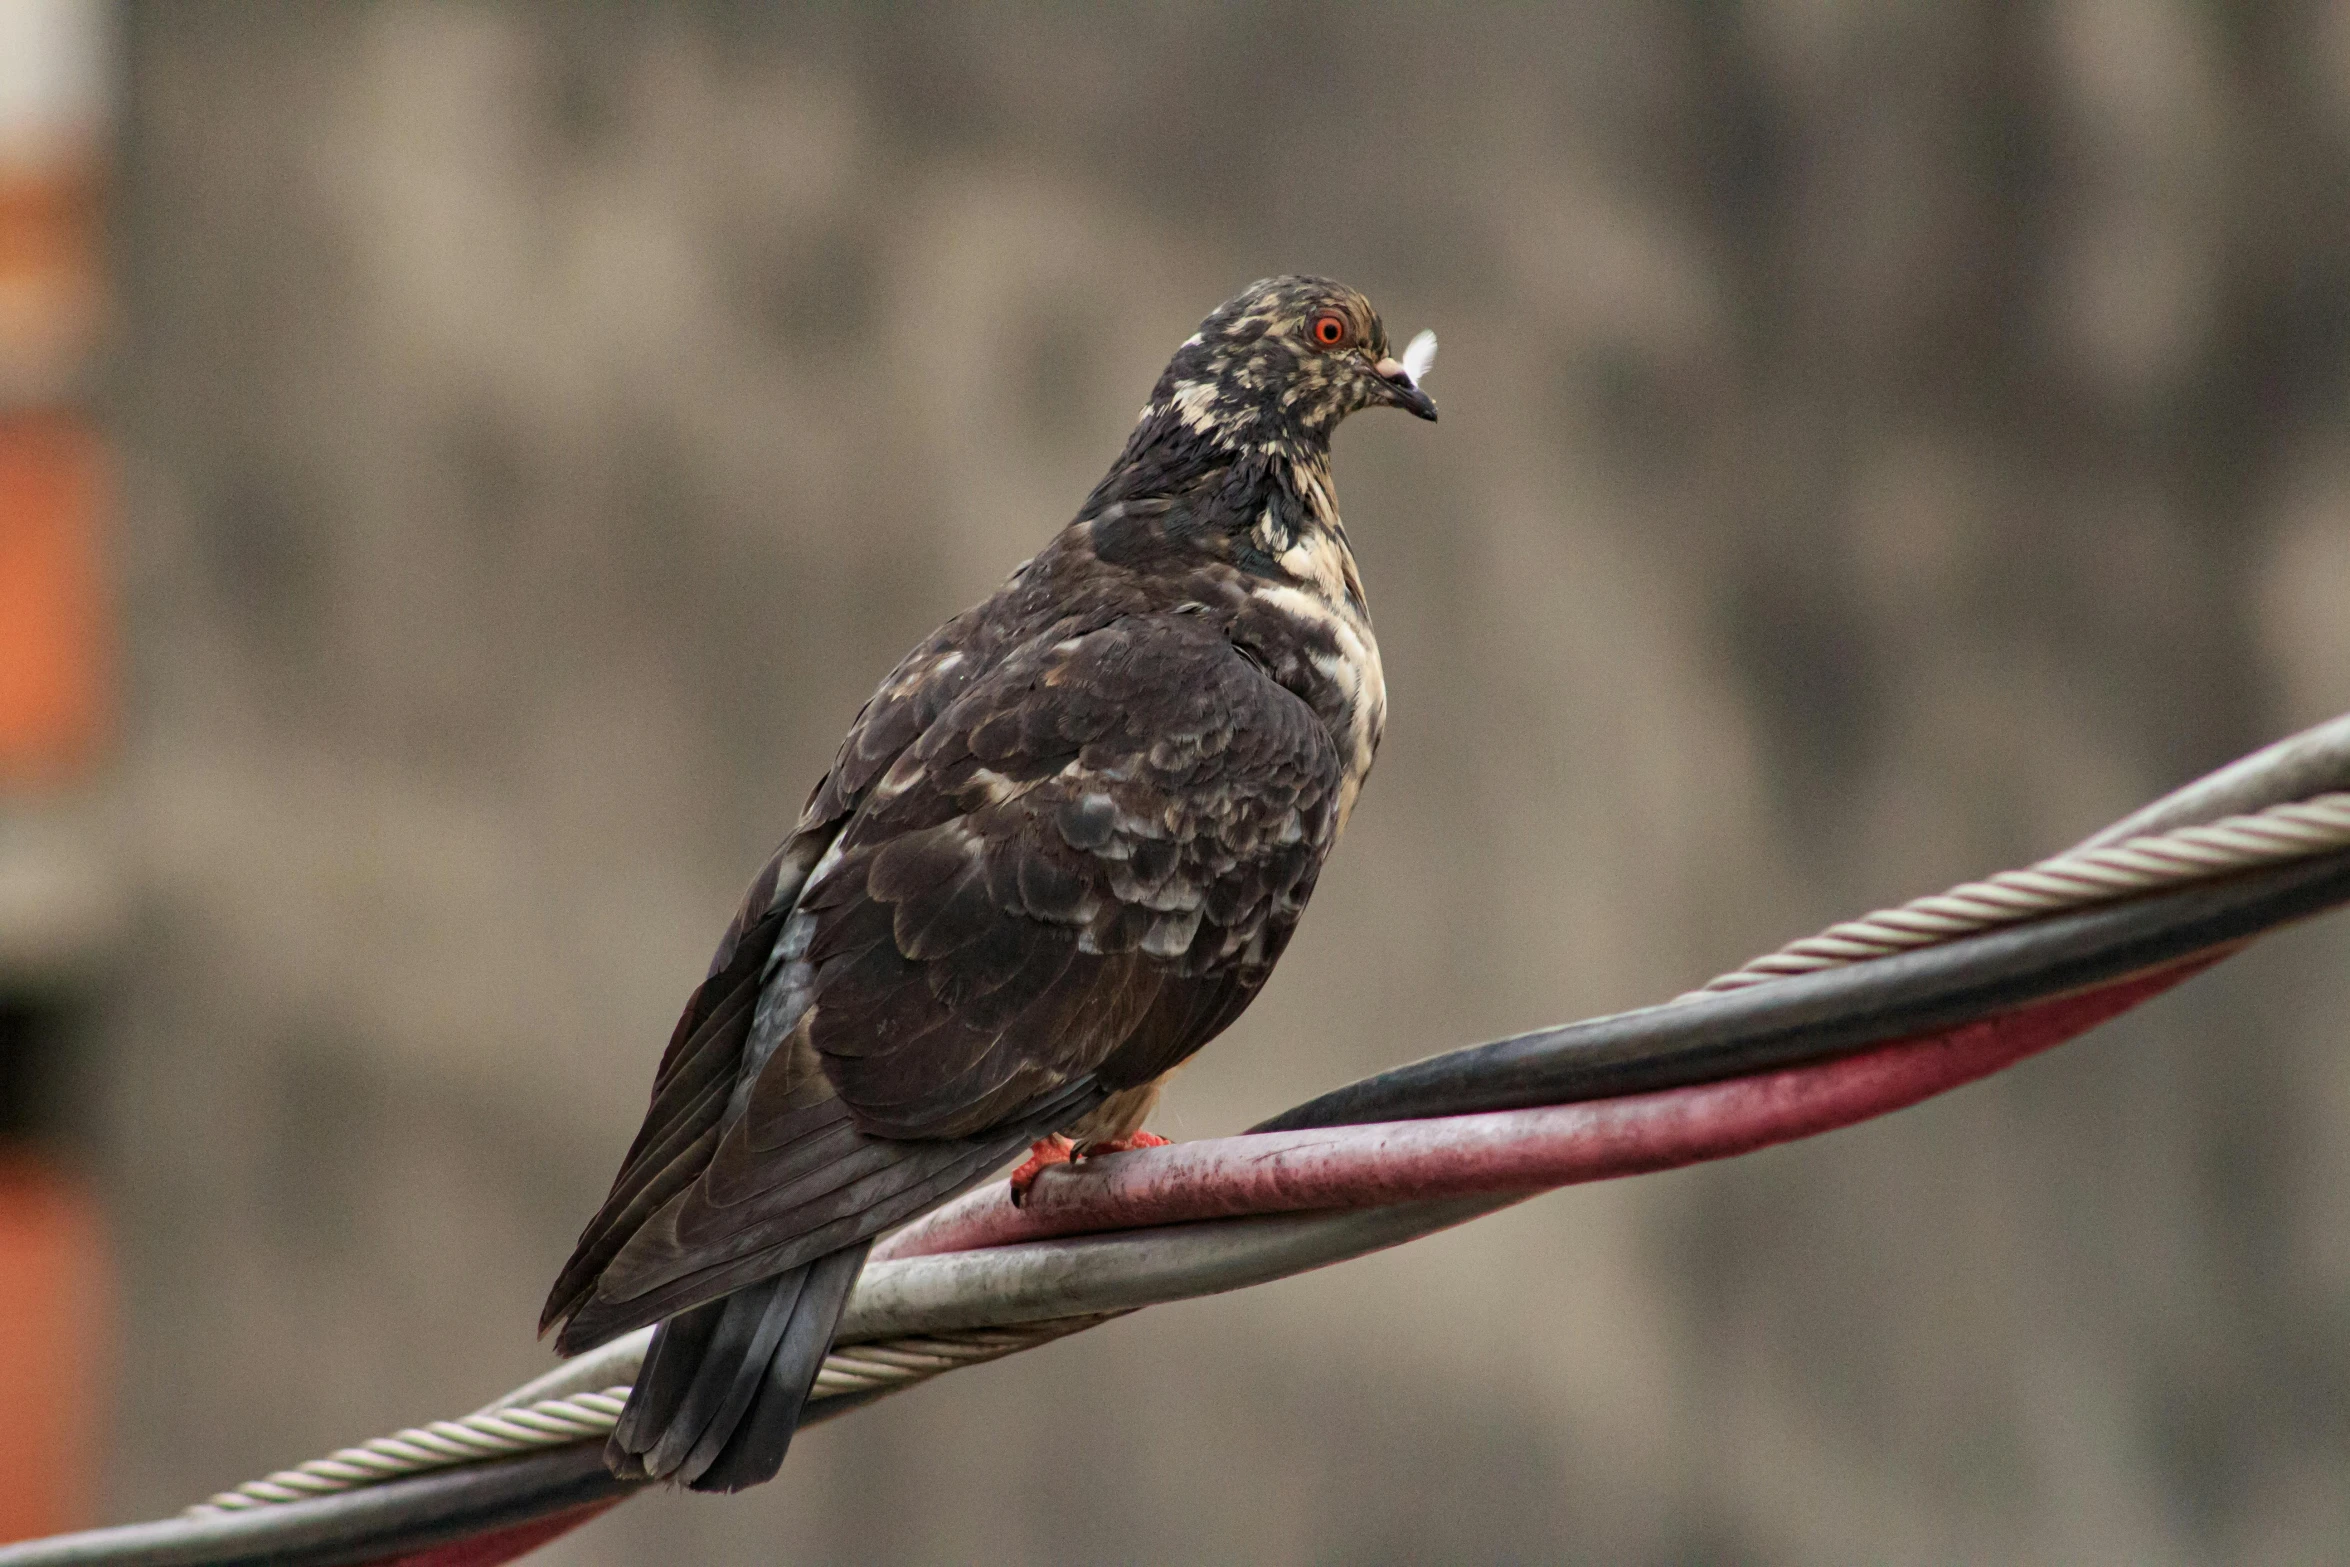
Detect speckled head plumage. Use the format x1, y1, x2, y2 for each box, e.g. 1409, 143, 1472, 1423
1146, 275, 1438, 455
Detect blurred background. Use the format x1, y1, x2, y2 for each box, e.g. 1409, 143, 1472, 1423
4, 0, 2350, 1560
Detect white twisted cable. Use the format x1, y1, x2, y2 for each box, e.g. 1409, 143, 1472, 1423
1682, 791, 2350, 1000
190, 1391, 633, 1512
188, 1314, 1118, 1514
809, 1320, 1117, 1398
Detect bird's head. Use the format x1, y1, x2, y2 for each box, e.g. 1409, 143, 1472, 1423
1146, 276, 1437, 456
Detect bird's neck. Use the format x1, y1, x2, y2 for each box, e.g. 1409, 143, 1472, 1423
1238, 451, 1368, 619
1050, 408, 1384, 825
1097, 401, 1331, 499
1081, 406, 1357, 595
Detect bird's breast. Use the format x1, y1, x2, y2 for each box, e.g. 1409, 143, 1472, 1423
1233, 491, 1385, 830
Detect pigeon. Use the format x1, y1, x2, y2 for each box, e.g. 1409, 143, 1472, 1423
542, 275, 1438, 1492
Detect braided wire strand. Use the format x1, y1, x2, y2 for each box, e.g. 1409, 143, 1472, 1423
1679, 792, 2350, 1001
188, 1314, 1120, 1515
190, 1391, 635, 1512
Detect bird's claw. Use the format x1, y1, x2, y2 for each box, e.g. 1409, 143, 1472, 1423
1008, 1135, 1075, 1207
1007, 1130, 1174, 1207
1080, 1131, 1172, 1157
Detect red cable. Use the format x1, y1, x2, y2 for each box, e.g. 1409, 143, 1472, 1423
875, 952, 2223, 1263
368, 1501, 622, 1567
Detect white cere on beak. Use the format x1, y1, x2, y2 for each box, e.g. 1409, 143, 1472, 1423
1400, 329, 1438, 386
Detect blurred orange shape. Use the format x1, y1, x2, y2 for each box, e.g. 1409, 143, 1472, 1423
0, 1150, 108, 1541
0, 414, 108, 785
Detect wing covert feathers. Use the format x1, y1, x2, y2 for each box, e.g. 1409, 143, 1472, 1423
806, 617, 1343, 1138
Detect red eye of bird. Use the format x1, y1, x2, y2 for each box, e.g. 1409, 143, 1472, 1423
1310, 312, 1347, 348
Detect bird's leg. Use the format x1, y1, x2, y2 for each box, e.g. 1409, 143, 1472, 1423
1007, 1134, 1074, 1207
1076, 1131, 1172, 1158
1006, 1128, 1177, 1206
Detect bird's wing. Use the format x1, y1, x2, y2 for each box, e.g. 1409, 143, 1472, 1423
803, 611, 1345, 1134
538, 845, 817, 1339
542, 610, 997, 1338
554, 615, 1342, 1344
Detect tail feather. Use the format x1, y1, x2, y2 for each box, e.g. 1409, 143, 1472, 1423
608, 1240, 872, 1492
641, 1269, 808, 1480
693, 1243, 867, 1490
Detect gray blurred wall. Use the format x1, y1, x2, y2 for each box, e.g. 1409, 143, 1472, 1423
88, 2, 2350, 1561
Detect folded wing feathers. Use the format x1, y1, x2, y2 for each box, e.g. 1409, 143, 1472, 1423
554, 610, 1346, 1354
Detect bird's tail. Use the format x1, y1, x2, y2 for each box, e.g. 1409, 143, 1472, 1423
606, 1240, 872, 1492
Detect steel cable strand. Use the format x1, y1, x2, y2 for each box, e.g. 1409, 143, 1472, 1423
1683, 791, 2350, 996
192, 1393, 634, 1511
186, 1316, 1125, 1515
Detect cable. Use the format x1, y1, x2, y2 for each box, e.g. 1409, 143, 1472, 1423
1683, 792, 2350, 996
13, 715, 2350, 1567
189, 1315, 1126, 1515
187, 788, 2350, 1518
1253, 845, 2350, 1133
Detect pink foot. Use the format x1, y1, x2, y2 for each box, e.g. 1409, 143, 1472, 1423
1078, 1131, 1172, 1158
1008, 1135, 1074, 1207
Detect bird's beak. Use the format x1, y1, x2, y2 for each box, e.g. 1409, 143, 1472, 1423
1371, 355, 1439, 422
